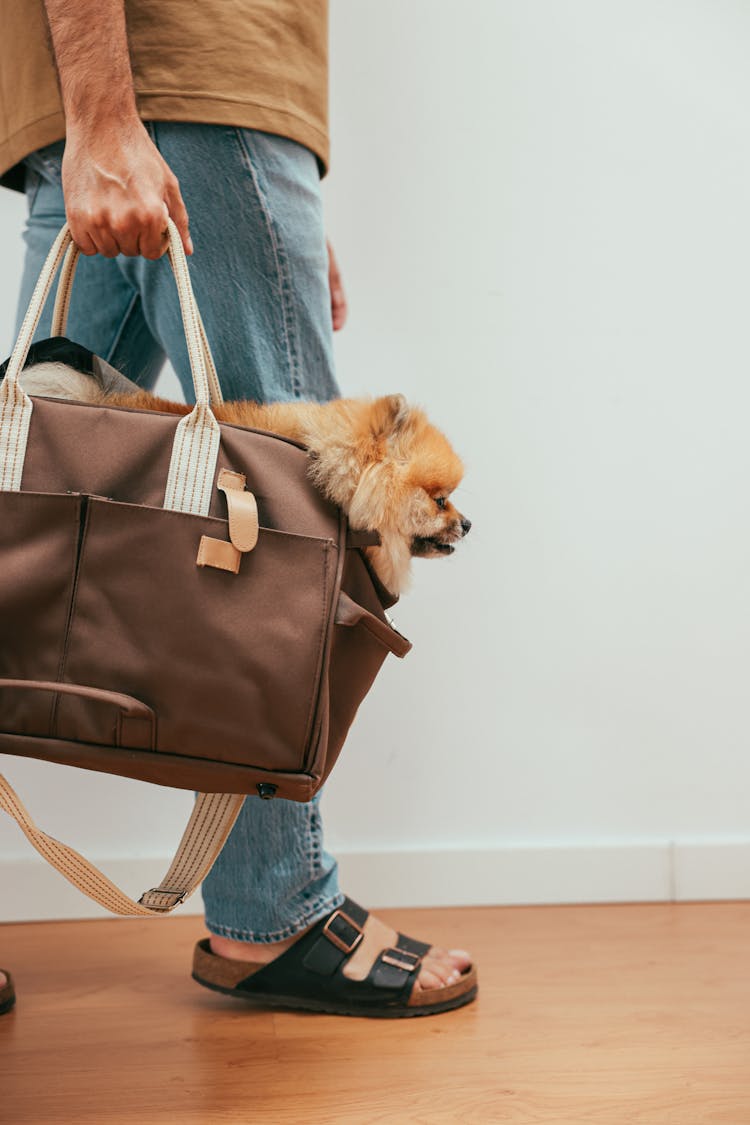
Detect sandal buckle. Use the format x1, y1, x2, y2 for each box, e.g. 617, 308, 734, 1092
322, 909, 364, 955
381, 948, 422, 973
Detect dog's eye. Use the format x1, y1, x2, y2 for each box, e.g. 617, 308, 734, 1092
434, 497, 447, 510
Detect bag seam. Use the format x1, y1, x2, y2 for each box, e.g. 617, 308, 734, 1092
298, 540, 334, 767
50, 495, 93, 735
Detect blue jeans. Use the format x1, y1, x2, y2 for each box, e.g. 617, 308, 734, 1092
16, 123, 344, 942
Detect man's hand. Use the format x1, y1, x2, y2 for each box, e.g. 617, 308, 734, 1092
44, 0, 191, 258
63, 117, 192, 259
327, 241, 347, 331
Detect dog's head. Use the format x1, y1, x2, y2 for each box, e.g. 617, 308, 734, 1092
345, 395, 470, 593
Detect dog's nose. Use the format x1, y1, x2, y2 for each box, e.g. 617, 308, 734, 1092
461, 518, 472, 536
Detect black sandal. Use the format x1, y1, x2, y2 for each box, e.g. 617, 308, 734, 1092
0, 970, 15, 1015
192, 897, 477, 1018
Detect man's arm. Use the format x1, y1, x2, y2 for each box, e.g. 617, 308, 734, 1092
43, 0, 191, 258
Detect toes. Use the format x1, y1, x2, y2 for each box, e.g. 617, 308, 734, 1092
417, 951, 467, 992
417, 966, 448, 991
448, 948, 472, 971
428, 946, 473, 973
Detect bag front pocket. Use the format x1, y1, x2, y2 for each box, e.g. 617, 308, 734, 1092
0, 491, 82, 737
58, 499, 338, 771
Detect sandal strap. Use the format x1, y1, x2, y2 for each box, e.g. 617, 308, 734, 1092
230, 897, 424, 1006
302, 898, 369, 976
368, 946, 423, 991
396, 932, 431, 958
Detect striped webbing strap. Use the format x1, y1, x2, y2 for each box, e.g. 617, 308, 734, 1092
0, 776, 245, 915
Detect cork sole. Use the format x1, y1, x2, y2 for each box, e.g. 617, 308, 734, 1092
192, 967, 478, 1019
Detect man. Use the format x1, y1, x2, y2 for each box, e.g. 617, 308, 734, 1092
0, 0, 475, 1016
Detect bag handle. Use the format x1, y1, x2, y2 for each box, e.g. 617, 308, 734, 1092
0, 774, 245, 915
0, 219, 220, 515
0, 676, 154, 716
335, 591, 412, 657
0, 678, 156, 750
0, 224, 241, 915
50, 239, 225, 407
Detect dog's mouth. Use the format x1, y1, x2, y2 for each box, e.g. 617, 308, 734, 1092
411, 536, 456, 558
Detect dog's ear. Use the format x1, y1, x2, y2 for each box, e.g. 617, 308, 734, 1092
371, 394, 411, 438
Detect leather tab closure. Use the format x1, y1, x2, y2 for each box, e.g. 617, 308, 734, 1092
217, 468, 246, 490
197, 535, 241, 574
218, 468, 259, 552
196, 468, 259, 572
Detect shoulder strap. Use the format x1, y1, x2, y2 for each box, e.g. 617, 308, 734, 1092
0, 774, 244, 915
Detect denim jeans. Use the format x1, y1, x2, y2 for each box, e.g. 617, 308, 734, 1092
16, 123, 344, 941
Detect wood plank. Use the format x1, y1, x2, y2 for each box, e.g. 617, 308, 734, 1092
1, 903, 750, 1124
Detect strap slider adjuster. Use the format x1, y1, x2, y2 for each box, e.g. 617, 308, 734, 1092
138, 887, 187, 911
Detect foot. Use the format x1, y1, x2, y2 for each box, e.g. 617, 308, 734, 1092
0, 969, 15, 1015
210, 913, 472, 994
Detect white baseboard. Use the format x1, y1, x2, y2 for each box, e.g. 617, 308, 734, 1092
1, 840, 748, 924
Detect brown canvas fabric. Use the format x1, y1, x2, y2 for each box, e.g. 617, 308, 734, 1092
0, 395, 409, 798
0, 0, 329, 188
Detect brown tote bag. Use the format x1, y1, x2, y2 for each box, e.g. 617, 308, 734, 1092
0, 221, 411, 916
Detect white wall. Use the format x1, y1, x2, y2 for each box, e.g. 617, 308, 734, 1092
3, 0, 750, 921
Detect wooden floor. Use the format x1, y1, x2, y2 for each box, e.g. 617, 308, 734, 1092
1, 903, 750, 1124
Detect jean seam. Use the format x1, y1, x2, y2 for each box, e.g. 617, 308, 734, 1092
25, 171, 42, 215
41, 156, 62, 185
24, 143, 64, 187
308, 801, 322, 883
102, 289, 141, 368
232, 127, 302, 398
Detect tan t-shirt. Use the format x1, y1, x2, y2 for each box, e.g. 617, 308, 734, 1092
0, 0, 329, 188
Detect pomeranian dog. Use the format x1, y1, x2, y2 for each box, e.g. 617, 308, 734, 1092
19, 361, 470, 594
